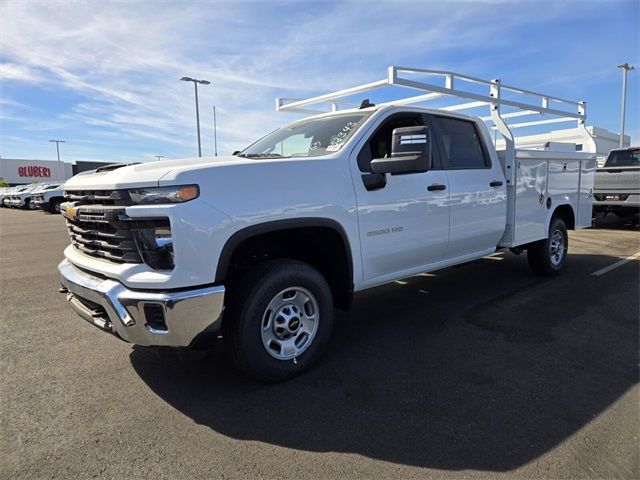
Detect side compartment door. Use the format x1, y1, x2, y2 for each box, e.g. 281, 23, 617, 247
350, 112, 450, 283
429, 115, 507, 259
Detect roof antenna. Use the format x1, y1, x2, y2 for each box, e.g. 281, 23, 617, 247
359, 99, 375, 109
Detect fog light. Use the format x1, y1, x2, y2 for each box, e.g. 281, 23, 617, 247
133, 225, 174, 269
144, 303, 168, 333
154, 227, 173, 248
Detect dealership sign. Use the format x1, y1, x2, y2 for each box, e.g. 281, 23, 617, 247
18, 165, 52, 178
0, 158, 73, 184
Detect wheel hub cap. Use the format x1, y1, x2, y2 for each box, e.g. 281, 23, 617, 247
261, 286, 319, 360
549, 229, 565, 266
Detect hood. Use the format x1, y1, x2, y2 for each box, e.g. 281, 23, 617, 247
63, 156, 261, 190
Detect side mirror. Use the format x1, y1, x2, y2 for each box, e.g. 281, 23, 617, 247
370, 126, 432, 175
232, 150, 241, 156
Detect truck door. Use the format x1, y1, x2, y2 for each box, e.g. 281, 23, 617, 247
350, 112, 450, 284
428, 114, 507, 259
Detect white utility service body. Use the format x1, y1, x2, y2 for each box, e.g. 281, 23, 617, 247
58, 67, 597, 381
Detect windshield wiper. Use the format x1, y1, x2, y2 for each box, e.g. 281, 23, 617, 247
239, 153, 284, 158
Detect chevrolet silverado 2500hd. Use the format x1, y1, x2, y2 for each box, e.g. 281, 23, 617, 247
593, 146, 640, 216
58, 67, 597, 381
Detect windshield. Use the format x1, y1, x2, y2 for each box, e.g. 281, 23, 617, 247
240, 112, 372, 159
605, 148, 640, 167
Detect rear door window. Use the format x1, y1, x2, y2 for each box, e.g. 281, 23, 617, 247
431, 116, 489, 169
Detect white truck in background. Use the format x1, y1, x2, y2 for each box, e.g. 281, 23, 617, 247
593, 147, 640, 216
6, 184, 39, 209
31, 183, 66, 213
58, 67, 597, 382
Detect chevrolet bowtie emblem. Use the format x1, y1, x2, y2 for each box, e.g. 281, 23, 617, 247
65, 205, 78, 220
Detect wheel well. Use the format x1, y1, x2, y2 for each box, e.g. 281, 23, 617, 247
552, 204, 575, 230
217, 223, 353, 310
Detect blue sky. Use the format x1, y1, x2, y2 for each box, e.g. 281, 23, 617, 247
0, 0, 638, 163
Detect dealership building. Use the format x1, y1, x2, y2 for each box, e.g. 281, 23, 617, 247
0, 158, 112, 186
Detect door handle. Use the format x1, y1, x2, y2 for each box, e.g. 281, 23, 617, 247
427, 184, 446, 192
489, 180, 503, 187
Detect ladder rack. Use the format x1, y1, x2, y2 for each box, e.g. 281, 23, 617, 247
276, 66, 597, 155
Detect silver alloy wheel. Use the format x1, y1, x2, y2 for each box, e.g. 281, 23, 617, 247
54, 202, 61, 213
549, 229, 565, 266
261, 286, 319, 360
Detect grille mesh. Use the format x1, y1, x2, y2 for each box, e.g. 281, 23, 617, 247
64, 190, 142, 264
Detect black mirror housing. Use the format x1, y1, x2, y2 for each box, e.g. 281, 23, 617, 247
370, 126, 432, 175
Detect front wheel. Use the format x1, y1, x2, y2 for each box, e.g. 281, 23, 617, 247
527, 217, 568, 276
50, 198, 63, 214
223, 260, 334, 382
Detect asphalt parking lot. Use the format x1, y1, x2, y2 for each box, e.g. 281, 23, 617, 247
1, 208, 638, 479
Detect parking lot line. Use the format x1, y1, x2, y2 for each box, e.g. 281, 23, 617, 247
591, 251, 640, 276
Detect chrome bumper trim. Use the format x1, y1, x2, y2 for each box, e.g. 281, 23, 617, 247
58, 259, 225, 347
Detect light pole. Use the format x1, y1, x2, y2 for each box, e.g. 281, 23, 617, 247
617, 63, 635, 148
49, 139, 65, 179
154, 155, 165, 162
180, 77, 211, 157
213, 105, 218, 157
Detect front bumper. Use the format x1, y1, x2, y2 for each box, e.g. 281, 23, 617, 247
58, 259, 225, 347
32, 195, 46, 208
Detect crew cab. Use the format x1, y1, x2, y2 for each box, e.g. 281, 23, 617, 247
593, 147, 640, 216
58, 67, 597, 381
31, 183, 66, 213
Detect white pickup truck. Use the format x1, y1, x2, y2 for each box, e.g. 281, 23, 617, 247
593, 146, 640, 216
31, 183, 66, 213
6, 184, 39, 209
58, 67, 597, 381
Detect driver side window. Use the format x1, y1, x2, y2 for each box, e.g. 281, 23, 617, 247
357, 114, 423, 172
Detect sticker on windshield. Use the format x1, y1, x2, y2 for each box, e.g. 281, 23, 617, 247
325, 121, 358, 152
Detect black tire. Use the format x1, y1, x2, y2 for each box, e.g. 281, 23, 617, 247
527, 216, 568, 276
223, 259, 334, 382
50, 198, 63, 214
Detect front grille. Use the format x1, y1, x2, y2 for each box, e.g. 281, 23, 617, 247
64, 189, 132, 206
64, 189, 170, 265
65, 206, 143, 263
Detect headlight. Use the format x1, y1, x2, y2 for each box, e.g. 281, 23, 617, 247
128, 185, 199, 205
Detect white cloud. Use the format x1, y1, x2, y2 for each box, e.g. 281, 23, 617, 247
0, 63, 43, 82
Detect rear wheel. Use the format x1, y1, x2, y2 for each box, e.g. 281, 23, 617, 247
527, 216, 568, 276
223, 259, 334, 382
